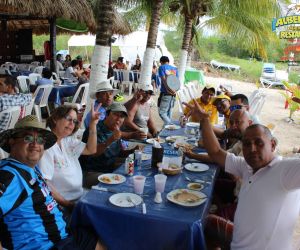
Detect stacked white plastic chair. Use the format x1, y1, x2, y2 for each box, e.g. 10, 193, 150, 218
120, 70, 134, 96
64, 83, 90, 108
17, 76, 30, 93
249, 89, 266, 118
177, 87, 191, 114
28, 73, 42, 86
33, 85, 53, 122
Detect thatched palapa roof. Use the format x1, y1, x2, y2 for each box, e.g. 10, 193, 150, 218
0, 0, 131, 35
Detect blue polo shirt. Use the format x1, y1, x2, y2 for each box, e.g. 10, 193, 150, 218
158, 64, 178, 94
84, 100, 107, 128
0, 158, 67, 250
80, 121, 126, 173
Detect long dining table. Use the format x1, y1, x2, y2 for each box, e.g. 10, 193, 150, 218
71, 124, 219, 250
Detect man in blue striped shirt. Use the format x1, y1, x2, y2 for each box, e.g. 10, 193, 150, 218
0, 115, 101, 250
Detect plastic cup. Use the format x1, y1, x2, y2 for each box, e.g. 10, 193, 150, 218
154, 174, 167, 193
133, 175, 146, 195
139, 127, 148, 135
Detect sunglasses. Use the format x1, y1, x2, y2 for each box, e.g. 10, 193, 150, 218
14, 135, 46, 145
64, 115, 79, 125
230, 104, 245, 112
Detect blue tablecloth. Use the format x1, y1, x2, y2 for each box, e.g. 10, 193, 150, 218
49, 84, 77, 106
72, 125, 218, 250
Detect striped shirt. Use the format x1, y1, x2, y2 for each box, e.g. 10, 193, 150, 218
0, 93, 32, 132
0, 158, 68, 250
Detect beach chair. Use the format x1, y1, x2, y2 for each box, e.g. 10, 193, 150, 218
210, 60, 240, 72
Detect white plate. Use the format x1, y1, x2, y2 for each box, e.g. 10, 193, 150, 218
186, 122, 200, 128
166, 135, 187, 143
165, 124, 181, 130
109, 193, 142, 207
98, 174, 126, 184
167, 189, 207, 207
184, 163, 209, 172
187, 182, 204, 191
142, 153, 151, 161
146, 138, 165, 144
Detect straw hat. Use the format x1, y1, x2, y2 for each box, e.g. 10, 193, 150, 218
90, 81, 119, 99
0, 115, 57, 153
202, 83, 216, 94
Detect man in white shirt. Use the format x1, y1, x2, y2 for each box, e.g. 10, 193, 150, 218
184, 99, 300, 250
64, 59, 83, 82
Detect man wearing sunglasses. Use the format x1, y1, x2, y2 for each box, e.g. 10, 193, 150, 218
0, 115, 103, 250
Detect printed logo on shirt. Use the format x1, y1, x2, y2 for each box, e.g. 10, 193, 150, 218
46, 199, 58, 212
41, 182, 51, 197
165, 69, 177, 76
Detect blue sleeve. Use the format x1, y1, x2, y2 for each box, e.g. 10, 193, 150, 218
84, 111, 91, 128
158, 66, 165, 78
0, 170, 27, 217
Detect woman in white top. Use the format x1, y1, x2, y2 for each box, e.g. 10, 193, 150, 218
39, 104, 100, 208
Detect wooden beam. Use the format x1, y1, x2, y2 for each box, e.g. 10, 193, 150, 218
49, 17, 57, 73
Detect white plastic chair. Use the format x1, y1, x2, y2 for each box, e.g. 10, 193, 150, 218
31, 61, 40, 66
33, 66, 44, 75
113, 69, 121, 89
64, 83, 90, 108
17, 76, 30, 93
120, 70, 134, 96
176, 88, 191, 114
0, 106, 21, 131
33, 85, 53, 122
249, 89, 262, 107
28, 73, 42, 85
24, 98, 35, 116
249, 91, 266, 118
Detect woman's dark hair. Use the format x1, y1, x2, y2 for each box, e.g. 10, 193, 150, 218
231, 94, 249, 105
0, 74, 17, 88
71, 59, 79, 67
47, 105, 79, 135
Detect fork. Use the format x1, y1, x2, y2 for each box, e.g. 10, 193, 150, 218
185, 176, 211, 185
126, 196, 137, 207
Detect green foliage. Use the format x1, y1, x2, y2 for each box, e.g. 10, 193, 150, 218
280, 81, 300, 119
163, 30, 182, 61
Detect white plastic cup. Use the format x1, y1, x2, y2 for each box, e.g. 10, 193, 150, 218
139, 127, 148, 135
133, 175, 146, 195
154, 174, 167, 193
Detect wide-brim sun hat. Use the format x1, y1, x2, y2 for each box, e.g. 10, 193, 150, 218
213, 94, 231, 105
90, 80, 119, 99
0, 115, 57, 153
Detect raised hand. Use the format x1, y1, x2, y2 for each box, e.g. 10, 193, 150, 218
90, 101, 102, 125
182, 99, 210, 121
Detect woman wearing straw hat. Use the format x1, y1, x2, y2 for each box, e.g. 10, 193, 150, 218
39, 104, 100, 208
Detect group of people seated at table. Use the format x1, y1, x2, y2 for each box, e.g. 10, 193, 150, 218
1, 67, 300, 250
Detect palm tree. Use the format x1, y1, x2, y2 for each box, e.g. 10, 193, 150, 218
171, 0, 281, 86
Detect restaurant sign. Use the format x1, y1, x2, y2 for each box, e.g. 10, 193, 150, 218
272, 4, 300, 39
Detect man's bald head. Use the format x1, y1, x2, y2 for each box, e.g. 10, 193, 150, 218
228, 109, 252, 139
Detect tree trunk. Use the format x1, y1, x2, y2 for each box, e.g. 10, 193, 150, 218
178, 16, 193, 87
49, 17, 57, 74
139, 0, 164, 87
84, 0, 114, 123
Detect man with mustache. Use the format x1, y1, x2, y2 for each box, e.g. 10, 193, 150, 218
184, 99, 300, 250
80, 103, 140, 188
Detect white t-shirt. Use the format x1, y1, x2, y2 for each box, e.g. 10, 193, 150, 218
225, 153, 300, 250
64, 66, 77, 81
39, 136, 86, 200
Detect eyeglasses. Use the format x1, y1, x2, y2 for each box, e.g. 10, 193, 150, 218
64, 115, 79, 125
14, 135, 46, 145
230, 104, 245, 112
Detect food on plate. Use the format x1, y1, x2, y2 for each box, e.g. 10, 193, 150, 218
188, 183, 203, 190
175, 142, 194, 150
165, 125, 179, 130
100, 176, 111, 183
174, 190, 201, 203
113, 175, 121, 181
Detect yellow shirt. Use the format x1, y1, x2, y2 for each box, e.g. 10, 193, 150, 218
184, 97, 218, 124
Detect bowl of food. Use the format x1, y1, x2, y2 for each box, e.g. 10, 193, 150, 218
157, 163, 182, 175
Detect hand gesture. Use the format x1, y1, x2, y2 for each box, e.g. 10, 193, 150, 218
182, 99, 209, 121
90, 101, 102, 125
182, 148, 196, 159
134, 144, 144, 152
133, 131, 147, 140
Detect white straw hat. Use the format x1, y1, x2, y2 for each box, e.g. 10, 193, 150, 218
90, 81, 119, 99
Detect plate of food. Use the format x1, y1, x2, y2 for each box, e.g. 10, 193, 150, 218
165, 124, 181, 130
184, 163, 209, 172
186, 122, 200, 128
187, 182, 204, 191
165, 135, 187, 143
109, 193, 142, 207
146, 138, 165, 144
174, 142, 195, 150
167, 189, 207, 207
98, 174, 126, 184
142, 153, 151, 161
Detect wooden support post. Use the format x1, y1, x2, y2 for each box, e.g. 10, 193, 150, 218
49, 17, 57, 73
